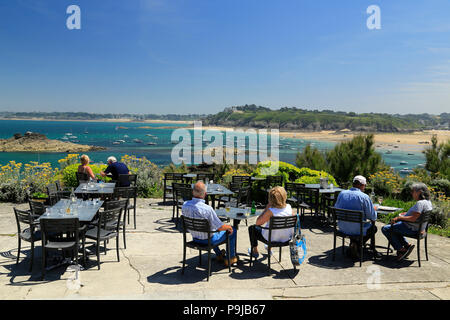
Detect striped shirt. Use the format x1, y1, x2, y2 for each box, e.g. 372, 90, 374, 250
181, 198, 224, 240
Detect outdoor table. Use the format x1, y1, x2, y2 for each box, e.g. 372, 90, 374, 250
37, 198, 104, 270
304, 184, 344, 194
375, 205, 403, 215
191, 183, 234, 209
183, 173, 197, 184
38, 198, 104, 222
216, 207, 264, 253
75, 182, 116, 200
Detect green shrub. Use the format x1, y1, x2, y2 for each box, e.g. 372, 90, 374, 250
0, 182, 28, 203
430, 179, 450, 197
253, 161, 338, 186
122, 155, 163, 198
59, 163, 108, 188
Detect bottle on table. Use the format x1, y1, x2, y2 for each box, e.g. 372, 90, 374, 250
251, 201, 256, 215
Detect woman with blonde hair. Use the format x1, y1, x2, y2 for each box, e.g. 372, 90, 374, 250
247, 186, 295, 258
78, 154, 96, 180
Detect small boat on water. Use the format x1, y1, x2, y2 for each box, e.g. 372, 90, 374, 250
65, 133, 72, 136
133, 139, 143, 143
386, 150, 392, 154
69, 136, 78, 139
407, 153, 414, 155
147, 142, 157, 145
400, 161, 408, 165
400, 168, 414, 174
112, 142, 120, 145
116, 140, 126, 143
124, 135, 129, 138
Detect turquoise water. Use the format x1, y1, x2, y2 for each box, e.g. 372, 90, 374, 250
0, 120, 425, 173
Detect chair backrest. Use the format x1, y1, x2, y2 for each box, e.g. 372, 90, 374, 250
114, 186, 137, 199
235, 185, 251, 206
46, 183, 59, 205
164, 172, 185, 181
285, 182, 305, 197
76, 172, 89, 184
118, 174, 137, 187
330, 207, 364, 224
104, 199, 129, 211
181, 215, 211, 234
228, 182, 243, 193
14, 208, 34, 234
55, 180, 63, 191
413, 210, 433, 233
266, 175, 283, 188
29, 200, 46, 216
266, 215, 298, 243
175, 186, 193, 203
40, 218, 80, 243
298, 186, 320, 206
232, 175, 251, 186
98, 207, 123, 230
46, 183, 57, 196
196, 173, 215, 183
56, 190, 71, 200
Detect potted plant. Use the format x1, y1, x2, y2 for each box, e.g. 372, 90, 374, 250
31, 192, 49, 203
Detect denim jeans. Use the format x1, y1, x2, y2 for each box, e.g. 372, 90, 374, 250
194, 227, 237, 258
381, 222, 417, 250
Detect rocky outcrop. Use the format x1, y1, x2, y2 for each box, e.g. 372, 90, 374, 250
0, 132, 106, 153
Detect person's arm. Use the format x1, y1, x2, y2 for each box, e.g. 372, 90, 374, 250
255, 203, 273, 226
392, 211, 420, 223
101, 165, 111, 177
364, 195, 377, 221
217, 224, 233, 235
86, 166, 96, 180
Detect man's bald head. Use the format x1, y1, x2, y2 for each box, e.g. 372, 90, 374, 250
193, 181, 206, 199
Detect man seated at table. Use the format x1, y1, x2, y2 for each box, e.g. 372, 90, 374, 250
334, 175, 377, 259
100, 156, 131, 186
181, 181, 238, 266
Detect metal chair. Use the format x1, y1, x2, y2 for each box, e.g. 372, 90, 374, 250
231, 175, 251, 186
330, 207, 365, 267
84, 207, 123, 270
163, 172, 186, 204
285, 182, 305, 215
46, 183, 59, 205
386, 210, 432, 267
76, 172, 90, 186
118, 173, 137, 187
114, 186, 138, 229
28, 200, 47, 219
173, 184, 193, 226
196, 173, 215, 183
14, 208, 41, 272
249, 215, 298, 273
181, 215, 231, 281
103, 199, 129, 249
297, 186, 321, 221
40, 217, 86, 280
322, 190, 341, 224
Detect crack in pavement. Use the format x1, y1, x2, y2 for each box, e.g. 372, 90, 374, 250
122, 249, 146, 294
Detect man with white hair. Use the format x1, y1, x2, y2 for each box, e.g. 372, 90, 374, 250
182, 181, 238, 266
100, 156, 130, 186
334, 175, 377, 259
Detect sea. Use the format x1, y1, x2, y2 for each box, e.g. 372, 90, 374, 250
0, 120, 426, 174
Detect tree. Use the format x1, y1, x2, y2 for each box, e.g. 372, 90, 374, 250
295, 144, 328, 171
424, 135, 450, 179
326, 134, 387, 186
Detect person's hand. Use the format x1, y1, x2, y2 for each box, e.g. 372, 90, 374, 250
226, 225, 233, 235
391, 217, 399, 224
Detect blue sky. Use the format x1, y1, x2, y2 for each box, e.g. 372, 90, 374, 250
0, 0, 449, 115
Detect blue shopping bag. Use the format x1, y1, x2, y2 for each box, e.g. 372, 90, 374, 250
289, 214, 307, 266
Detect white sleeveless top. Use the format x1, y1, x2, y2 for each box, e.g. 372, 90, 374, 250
261, 204, 294, 243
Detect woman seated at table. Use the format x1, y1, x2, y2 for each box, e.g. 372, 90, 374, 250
247, 186, 295, 258
78, 154, 96, 181
381, 182, 433, 261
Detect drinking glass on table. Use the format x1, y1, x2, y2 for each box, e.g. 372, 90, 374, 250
377, 196, 383, 206
225, 202, 230, 213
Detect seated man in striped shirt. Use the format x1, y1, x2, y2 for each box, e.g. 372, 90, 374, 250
182, 181, 238, 266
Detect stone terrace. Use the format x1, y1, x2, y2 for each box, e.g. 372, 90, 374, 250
0, 199, 449, 300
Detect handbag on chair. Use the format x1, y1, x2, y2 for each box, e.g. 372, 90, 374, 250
289, 214, 307, 266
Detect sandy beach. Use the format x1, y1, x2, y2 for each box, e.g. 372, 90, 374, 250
200, 126, 450, 152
